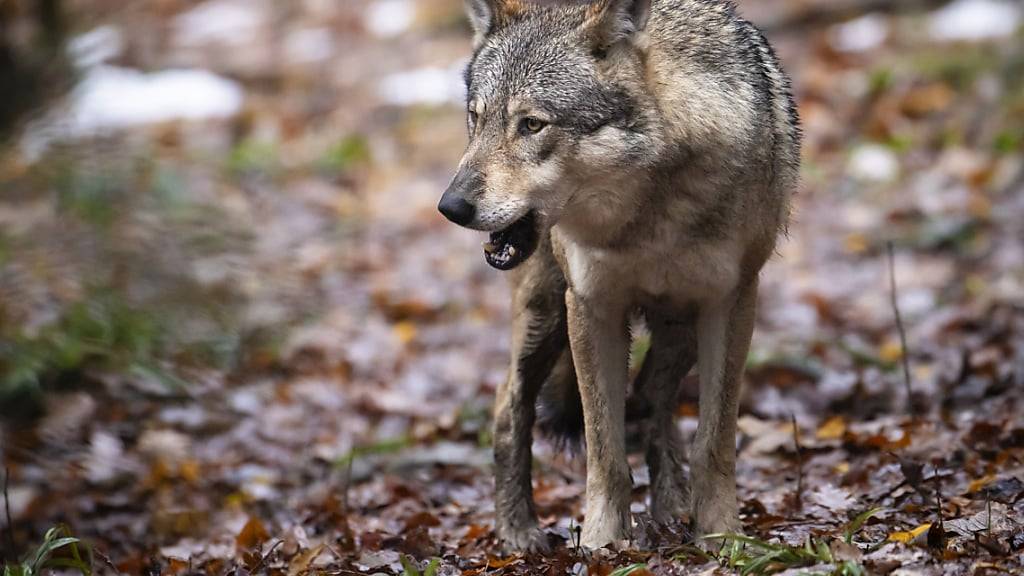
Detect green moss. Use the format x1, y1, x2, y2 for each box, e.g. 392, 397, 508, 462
316, 134, 371, 177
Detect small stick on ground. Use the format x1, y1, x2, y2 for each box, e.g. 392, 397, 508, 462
791, 414, 804, 511
887, 242, 916, 415
342, 456, 354, 513
928, 474, 947, 550
3, 467, 15, 564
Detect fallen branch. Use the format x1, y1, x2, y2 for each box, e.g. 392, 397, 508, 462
887, 242, 916, 415
791, 414, 804, 511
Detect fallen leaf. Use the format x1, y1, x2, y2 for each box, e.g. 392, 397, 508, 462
487, 556, 523, 569
393, 321, 418, 344
967, 475, 996, 494
889, 523, 932, 544
816, 416, 847, 440
878, 340, 903, 364
288, 544, 326, 576
236, 517, 270, 551
810, 484, 856, 512
404, 511, 442, 531
974, 477, 1024, 504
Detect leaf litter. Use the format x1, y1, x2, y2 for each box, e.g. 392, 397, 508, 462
1, 0, 1024, 575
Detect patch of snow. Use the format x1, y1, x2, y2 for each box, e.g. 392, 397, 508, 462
929, 0, 1022, 42
378, 62, 466, 107
365, 0, 415, 38
69, 66, 244, 132
829, 13, 889, 53
68, 25, 123, 68
848, 144, 899, 182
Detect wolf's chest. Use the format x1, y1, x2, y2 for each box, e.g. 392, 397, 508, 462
558, 232, 742, 310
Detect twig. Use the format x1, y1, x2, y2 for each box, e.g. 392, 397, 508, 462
251, 539, 283, 574
928, 474, 948, 549
343, 456, 354, 513
791, 414, 804, 511
887, 242, 916, 415
3, 467, 15, 564
93, 547, 120, 574
570, 518, 582, 557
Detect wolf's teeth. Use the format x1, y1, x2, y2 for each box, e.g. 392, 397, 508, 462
507, 246, 517, 257
483, 242, 497, 254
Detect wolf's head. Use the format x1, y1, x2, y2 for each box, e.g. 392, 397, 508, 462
439, 0, 661, 270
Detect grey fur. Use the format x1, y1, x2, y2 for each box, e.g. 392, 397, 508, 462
442, 0, 801, 552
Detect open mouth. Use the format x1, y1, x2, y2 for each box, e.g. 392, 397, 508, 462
482, 211, 539, 271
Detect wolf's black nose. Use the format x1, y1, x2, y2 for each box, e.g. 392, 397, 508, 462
438, 193, 476, 226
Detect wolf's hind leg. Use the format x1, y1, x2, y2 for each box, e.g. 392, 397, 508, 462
493, 252, 567, 554
637, 314, 697, 526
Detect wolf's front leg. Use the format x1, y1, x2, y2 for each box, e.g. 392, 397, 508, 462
566, 290, 632, 549
690, 280, 758, 539
493, 285, 567, 553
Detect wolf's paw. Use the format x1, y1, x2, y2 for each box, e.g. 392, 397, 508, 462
498, 524, 552, 555
650, 475, 689, 526
693, 512, 743, 552
580, 505, 632, 550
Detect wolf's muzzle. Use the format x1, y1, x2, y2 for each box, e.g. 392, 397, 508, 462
438, 168, 482, 226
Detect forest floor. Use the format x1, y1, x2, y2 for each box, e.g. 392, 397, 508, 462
1, 0, 1023, 574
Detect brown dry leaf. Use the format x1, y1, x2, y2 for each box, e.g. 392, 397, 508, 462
393, 321, 418, 344
830, 540, 862, 563
287, 543, 326, 576
236, 516, 271, 551
862, 430, 911, 451
487, 555, 523, 569
404, 511, 442, 531
878, 340, 903, 364
900, 83, 955, 118
816, 416, 847, 440
462, 524, 489, 542
967, 474, 996, 494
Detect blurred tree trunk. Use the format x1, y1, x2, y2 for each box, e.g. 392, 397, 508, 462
0, 0, 67, 140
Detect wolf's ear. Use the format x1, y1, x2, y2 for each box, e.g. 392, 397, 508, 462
585, 0, 652, 50
464, 0, 500, 47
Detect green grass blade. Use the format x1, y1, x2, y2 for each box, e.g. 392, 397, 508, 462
400, 554, 421, 576
703, 533, 783, 551
844, 507, 883, 544
610, 563, 648, 576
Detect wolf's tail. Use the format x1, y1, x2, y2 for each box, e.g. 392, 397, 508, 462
534, 348, 657, 450
535, 348, 585, 448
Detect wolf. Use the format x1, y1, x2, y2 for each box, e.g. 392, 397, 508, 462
438, 0, 801, 552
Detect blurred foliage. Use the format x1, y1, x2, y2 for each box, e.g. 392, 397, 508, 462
227, 138, 280, 178
0, 146, 285, 415
2, 525, 92, 576
316, 134, 371, 178
1, 289, 177, 413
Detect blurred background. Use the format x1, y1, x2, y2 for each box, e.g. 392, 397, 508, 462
0, 0, 1022, 574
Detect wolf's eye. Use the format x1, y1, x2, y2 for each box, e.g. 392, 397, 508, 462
519, 117, 547, 135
